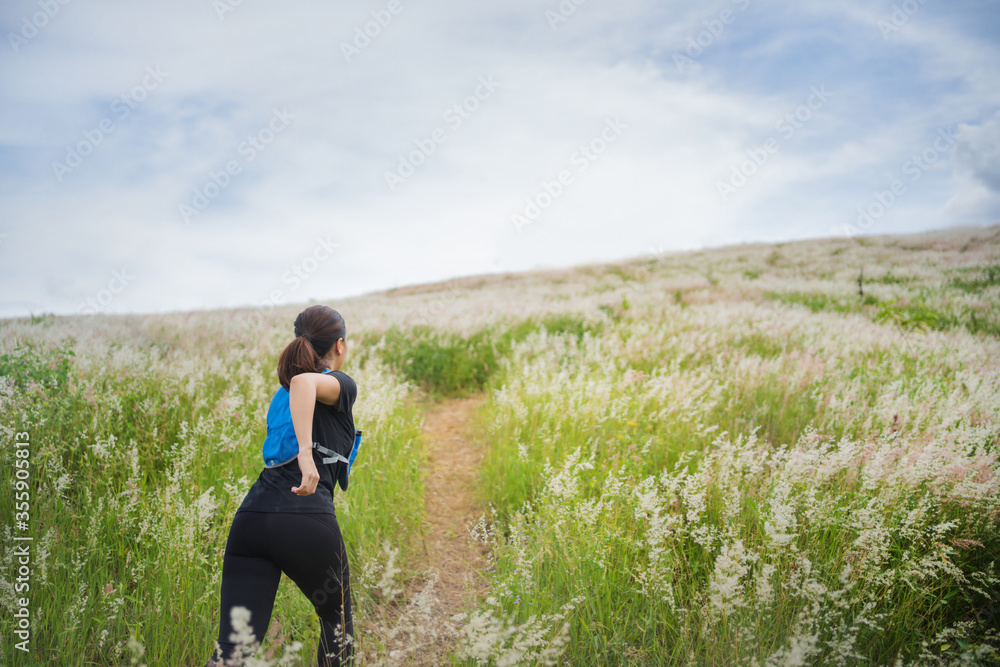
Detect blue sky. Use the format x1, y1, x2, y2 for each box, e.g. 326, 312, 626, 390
1, 0, 998, 318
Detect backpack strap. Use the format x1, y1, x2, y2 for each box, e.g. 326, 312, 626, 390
312, 441, 349, 465
313, 369, 348, 465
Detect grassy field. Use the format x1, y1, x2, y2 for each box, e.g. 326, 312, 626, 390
2, 224, 999, 665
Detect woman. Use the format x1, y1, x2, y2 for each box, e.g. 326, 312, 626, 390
207, 304, 357, 667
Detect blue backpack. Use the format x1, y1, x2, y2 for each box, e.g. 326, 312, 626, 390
262, 369, 362, 491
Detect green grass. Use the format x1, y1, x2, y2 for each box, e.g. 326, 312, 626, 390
466, 310, 1000, 665
375, 313, 604, 399
0, 336, 427, 665
767, 284, 1000, 339
948, 262, 1000, 293
4, 231, 1000, 666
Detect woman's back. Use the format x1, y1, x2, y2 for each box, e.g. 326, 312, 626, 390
236, 368, 358, 515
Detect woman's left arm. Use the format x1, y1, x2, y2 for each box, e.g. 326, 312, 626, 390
287, 373, 340, 495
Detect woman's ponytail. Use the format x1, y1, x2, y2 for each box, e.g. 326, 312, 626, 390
277, 305, 347, 391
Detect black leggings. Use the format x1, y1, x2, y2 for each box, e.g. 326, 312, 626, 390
207, 510, 353, 666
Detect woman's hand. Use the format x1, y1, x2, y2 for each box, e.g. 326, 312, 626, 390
292, 452, 320, 495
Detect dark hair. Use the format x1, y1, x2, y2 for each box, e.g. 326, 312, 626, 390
277, 305, 347, 391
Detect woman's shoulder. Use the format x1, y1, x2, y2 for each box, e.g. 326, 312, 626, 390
320, 368, 357, 405
323, 368, 356, 385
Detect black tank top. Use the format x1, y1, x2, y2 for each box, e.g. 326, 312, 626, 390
236, 369, 358, 515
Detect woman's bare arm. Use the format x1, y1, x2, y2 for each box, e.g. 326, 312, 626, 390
291, 371, 342, 408
288, 372, 342, 495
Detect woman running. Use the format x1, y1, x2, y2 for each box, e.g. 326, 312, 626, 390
207, 304, 357, 666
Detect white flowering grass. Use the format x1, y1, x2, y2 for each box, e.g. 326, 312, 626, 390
0, 325, 428, 664
2, 225, 998, 664
471, 239, 1000, 665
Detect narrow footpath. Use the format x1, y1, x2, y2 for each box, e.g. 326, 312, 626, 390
419, 393, 490, 615
378, 392, 491, 665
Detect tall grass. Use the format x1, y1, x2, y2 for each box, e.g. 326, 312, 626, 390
469, 299, 1000, 665
2, 226, 999, 665
373, 313, 604, 400
0, 333, 426, 664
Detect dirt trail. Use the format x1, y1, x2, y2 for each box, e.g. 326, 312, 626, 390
378, 392, 491, 664
419, 393, 490, 611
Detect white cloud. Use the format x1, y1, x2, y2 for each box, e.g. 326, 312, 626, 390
1, 0, 998, 317
943, 110, 1000, 223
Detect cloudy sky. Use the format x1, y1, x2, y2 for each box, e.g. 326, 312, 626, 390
1, 0, 998, 318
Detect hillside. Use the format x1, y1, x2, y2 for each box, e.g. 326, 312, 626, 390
1, 224, 998, 666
